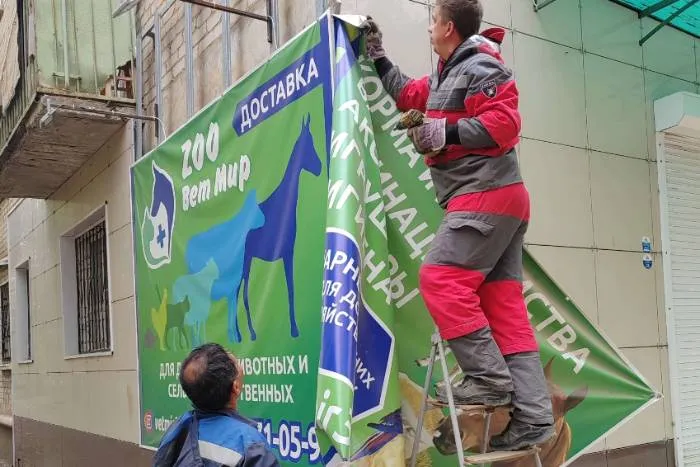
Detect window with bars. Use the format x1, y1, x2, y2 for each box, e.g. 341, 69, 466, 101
0, 283, 9, 363
75, 221, 110, 354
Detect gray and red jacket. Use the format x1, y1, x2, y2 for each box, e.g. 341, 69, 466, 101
375, 28, 523, 208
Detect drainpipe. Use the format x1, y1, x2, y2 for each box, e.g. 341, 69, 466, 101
60, 0, 70, 88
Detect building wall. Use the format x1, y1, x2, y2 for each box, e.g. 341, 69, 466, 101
134, 0, 689, 463
33, 0, 134, 94
6, 124, 151, 465
4, 0, 695, 464
352, 0, 695, 462
0, 199, 15, 467
0, 199, 20, 285
0, 0, 21, 110
136, 0, 318, 154
3, 0, 324, 462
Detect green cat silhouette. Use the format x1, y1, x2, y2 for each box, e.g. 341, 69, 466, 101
166, 296, 190, 350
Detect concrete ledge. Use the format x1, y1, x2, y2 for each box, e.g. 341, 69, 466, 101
0, 415, 12, 428
14, 416, 152, 465
654, 91, 700, 135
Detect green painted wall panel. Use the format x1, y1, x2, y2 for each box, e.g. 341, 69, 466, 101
33, 0, 133, 95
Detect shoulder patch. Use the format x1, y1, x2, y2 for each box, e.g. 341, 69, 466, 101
481, 80, 498, 98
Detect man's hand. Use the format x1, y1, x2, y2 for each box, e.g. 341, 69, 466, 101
407, 118, 448, 154
361, 16, 386, 60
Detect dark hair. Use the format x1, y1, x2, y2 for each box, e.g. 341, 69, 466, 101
179, 343, 238, 411
436, 0, 483, 39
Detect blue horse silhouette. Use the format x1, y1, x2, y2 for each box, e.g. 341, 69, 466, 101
239, 114, 322, 341
183, 190, 266, 343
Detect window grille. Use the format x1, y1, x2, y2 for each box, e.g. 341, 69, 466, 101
75, 222, 110, 354
0, 283, 9, 363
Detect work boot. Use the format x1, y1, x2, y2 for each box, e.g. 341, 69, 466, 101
435, 327, 513, 406
489, 419, 555, 451
490, 351, 555, 451
435, 377, 512, 406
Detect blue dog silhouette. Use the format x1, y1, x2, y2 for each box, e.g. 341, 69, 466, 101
183, 190, 266, 343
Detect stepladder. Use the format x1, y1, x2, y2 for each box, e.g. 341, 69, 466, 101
409, 330, 544, 467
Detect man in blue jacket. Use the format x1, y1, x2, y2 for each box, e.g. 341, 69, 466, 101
153, 343, 280, 467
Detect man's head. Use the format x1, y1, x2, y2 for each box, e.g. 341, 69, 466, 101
429, 0, 483, 60
180, 343, 244, 412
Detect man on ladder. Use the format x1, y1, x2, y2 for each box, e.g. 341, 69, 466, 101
363, 0, 555, 453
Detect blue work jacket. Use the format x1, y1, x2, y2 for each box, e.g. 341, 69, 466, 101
153, 410, 280, 467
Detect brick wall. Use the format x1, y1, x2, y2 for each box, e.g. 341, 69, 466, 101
0, 199, 19, 266
0, 370, 10, 415
135, 0, 319, 151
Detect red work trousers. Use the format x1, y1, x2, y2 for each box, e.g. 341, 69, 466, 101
418, 182, 537, 356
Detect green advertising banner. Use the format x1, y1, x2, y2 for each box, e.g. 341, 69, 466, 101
131, 13, 659, 467
131, 18, 335, 462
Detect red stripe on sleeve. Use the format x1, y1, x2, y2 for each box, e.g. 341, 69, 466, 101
464, 80, 521, 153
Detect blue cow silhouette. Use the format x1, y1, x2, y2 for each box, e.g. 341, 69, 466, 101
183, 190, 266, 343
239, 114, 322, 341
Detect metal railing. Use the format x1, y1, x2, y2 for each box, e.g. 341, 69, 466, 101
48, 0, 135, 95
0, 69, 37, 158
0, 0, 136, 157
0, 1, 37, 158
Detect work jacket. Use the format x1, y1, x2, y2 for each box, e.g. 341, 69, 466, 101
378, 28, 523, 208
153, 410, 280, 467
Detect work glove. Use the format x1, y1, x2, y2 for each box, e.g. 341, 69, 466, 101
407, 118, 448, 154
361, 16, 386, 60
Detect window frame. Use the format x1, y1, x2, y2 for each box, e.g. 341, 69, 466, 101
13, 260, 31, 364
60, 205, 113, 359
0, 281, 10, 365
74, 220, 111, 355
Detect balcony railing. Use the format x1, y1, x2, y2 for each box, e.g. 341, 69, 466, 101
0, 0, 135, 198
0, 0, 36, 157
0, 0, 135, 155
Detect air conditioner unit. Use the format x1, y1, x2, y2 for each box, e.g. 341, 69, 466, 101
112, 0, 140, 18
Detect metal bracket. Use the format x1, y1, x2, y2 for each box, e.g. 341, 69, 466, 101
41, 98, 167, 136
533, 0, 560, 12
639, 0, 699, 45
179, 0, 275, 44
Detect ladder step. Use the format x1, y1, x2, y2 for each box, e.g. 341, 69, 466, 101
427, 400, 512, 412
464, 447, 540, 465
